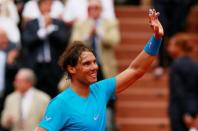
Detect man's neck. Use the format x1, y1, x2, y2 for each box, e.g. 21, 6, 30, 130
19, 87, 33, 96
90, 17, 100, 22
70, 80, 90, 98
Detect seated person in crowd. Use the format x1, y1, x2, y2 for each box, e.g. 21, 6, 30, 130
1, 68, 50, 131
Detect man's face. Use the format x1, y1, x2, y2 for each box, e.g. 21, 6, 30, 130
88, 1, 102, 20
167, 41, 180, 59
39, 0, 52, 15
72, 51, 98, 85
14, 72, 31, 93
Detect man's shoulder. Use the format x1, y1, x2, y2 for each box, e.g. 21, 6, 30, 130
172, 57, 186, 68
172, 57, 198, 73
55, 88, 72, 102
46, 90, 71, 110
5, 92, 19, 101
32, 88, 50, 101
174, 57, 193, 67
91, 77, 116, 89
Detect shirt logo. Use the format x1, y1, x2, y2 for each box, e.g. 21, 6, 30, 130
93, 114, 99, 121
45, 116, 52, 121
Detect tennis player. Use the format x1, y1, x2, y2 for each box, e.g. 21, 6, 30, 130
35, 8, 164, 131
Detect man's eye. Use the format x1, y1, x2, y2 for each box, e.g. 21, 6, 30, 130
83, 62, 90, 65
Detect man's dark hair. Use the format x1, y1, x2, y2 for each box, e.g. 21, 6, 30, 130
171, 33, 193, 53
58, 41, 94, 78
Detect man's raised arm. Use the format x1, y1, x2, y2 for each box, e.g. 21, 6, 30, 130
115, 9, 164, 94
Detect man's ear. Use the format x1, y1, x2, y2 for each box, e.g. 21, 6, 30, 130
67, 65, 76, 75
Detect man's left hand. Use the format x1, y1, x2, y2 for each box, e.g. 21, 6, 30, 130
148, 9, 164, 39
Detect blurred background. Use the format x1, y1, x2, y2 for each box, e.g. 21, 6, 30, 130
0, 0, 198, 131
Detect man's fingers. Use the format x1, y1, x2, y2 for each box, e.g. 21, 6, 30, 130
148, 8, 163, 37
149, 9, 153, 16
149, 8, 155, 20
156, 12, 160, 17
149, 9, 160, 18
149, 9, 160, 21
148, 8, 164, 38
152, 9, 156, 16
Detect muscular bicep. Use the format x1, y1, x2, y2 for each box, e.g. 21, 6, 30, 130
115, 51, 155, 95
115, 68, 142, 95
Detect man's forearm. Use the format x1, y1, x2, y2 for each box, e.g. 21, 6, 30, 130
129, 50, 156, 75
129, 35, 162, 71
115, 35, 162, 94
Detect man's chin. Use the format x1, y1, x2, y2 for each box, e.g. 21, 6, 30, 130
90, 78, 97, 84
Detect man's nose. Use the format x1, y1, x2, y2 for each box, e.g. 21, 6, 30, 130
91, 63, 98, 70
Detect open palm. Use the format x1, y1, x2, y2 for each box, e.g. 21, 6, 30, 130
148, 9, 164, 39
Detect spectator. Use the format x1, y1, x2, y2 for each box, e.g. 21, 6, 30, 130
0, 17, 21, 47
22, 0, 70, 98
0, 0, 20, 24
22, 0, 64, 26
1, 68, 50, 131
63, 0, 115, 25
0, 28, 19, 131
167, 33, 198, 131
70, 0, 120, 130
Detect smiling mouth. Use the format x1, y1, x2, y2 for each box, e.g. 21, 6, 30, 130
90, 73, 97, 78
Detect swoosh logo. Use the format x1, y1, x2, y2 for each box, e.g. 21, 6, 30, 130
93, 114, 99, 121
149, 42, 153, 49
45, 116, 52, 121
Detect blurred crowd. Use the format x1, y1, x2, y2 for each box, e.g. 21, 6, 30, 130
0, 0, 198, 131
